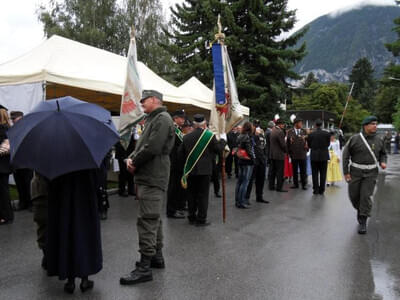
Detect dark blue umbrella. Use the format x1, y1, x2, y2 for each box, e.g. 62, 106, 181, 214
8, 96, 119, 179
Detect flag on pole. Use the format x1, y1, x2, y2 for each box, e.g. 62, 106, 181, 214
209, 43, 243, 137
118, 27, 144, 149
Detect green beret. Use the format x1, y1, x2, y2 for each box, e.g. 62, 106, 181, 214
361, 116, 377, 126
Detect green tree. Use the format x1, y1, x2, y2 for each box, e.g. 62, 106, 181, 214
37, 0, 173, 78
303, 72, 318, 88
374, 86, 400, 123
392, 98, 400, 131
348, 57, 376, 108
164, 0, 307, 121
289, 82, 370, 133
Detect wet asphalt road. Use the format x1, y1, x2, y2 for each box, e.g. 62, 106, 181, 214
1, 155, 400, 300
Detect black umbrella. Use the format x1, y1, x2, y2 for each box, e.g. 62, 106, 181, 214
8, 96, 119, 179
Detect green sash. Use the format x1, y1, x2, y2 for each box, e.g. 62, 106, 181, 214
181, 129, 215, 189
175, 126, 184, 142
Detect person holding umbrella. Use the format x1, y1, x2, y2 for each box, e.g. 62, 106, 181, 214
7, 96, 120, 293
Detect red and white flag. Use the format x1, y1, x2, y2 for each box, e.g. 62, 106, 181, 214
118, 29, 144, 149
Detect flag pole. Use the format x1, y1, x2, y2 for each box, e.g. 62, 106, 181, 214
338, 82, 354, 129
214, 15, 227, 223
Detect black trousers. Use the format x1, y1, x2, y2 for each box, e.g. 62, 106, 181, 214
167, 171, 185, 215
225, 153, 239, 177
0, 173, 14, 221
118, 159, 134, 194
246, 163, 266, 200
291, 159, 307, 188
13, 168, 33, 208
311, 161, 328, 193
269, 159, 284, 191
187, 175, 210, 223
211, 163, 220, 194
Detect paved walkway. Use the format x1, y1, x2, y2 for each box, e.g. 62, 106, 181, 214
1, 155, 400, 299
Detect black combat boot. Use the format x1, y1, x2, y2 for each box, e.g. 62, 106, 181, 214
135, 250, 165, 269
120, 255, 153, 285
358, 216, 367, 234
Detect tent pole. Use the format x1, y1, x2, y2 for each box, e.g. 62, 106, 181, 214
42, 81, 47, 101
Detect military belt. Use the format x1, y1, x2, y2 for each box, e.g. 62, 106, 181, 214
351, 162, 378, 170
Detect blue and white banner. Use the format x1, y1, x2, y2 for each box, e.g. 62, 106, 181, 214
210, 43, 243, 137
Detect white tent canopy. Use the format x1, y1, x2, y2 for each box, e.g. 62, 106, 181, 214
0, 35, 249, 116
178, 76, 249, 116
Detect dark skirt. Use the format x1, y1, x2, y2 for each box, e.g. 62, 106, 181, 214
46, 169, 102, 280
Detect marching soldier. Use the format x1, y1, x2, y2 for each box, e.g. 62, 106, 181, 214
342, 116, 387, 234
120, 90, 175, 285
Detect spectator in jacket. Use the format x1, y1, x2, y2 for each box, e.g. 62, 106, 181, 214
235, 122, 256, 208
268, 119, 287, 192
307, 119, 331, 195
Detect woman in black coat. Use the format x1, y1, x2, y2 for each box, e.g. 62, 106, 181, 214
234, 122, 255, 209
0, 109, 13, 225
46, 169, 102, 294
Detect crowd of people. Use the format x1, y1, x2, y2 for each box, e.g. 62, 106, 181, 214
0, 90, 390, 294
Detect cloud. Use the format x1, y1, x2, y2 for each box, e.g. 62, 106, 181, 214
329, 0, 396, 18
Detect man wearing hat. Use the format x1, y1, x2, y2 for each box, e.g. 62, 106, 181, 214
166, 109, 186, 219
120, 90, 175, 285
342, 116, 387, 234
307, 119, 331, 195
179, 114, 224, 226
269, 119, 288, 192
286, 118, 308, 190
10, 111, 34, 211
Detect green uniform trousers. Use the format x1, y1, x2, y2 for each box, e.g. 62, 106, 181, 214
136, 184, 164, 257
348, 166, 378, 217
32, 195, 48, 250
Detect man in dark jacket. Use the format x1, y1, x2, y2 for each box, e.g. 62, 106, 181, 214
286, 118, 308, 190
166, 109, 186, 219
226, 127, 239, 178
269, 119, 287, 192
114, 133, 136, 197
120, 90, 175, 285
179, 114, 224, 226
245, 127, 269, 203
307, 119, 331, 195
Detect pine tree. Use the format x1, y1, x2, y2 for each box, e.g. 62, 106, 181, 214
348, 57, 375, 108
164, 0, 223, 85
164, 0, 307, 120
303, 72, 318, 88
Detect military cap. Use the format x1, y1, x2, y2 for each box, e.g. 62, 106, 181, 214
361, 116, 378, 126
315, 119, 323, 126
140, 89, 163, 103
0, 104, 7, 111
172, 109, 186, 118
193, 114, 205, 123
293, 117, 303, 124
275, 118, 284, 124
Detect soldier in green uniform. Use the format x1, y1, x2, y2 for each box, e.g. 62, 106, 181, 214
342, 116, 387, 234
31, 172, 49, 269
120, 90, 175, 285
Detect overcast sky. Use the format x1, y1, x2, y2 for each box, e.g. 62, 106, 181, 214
0, 0, 396, 64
